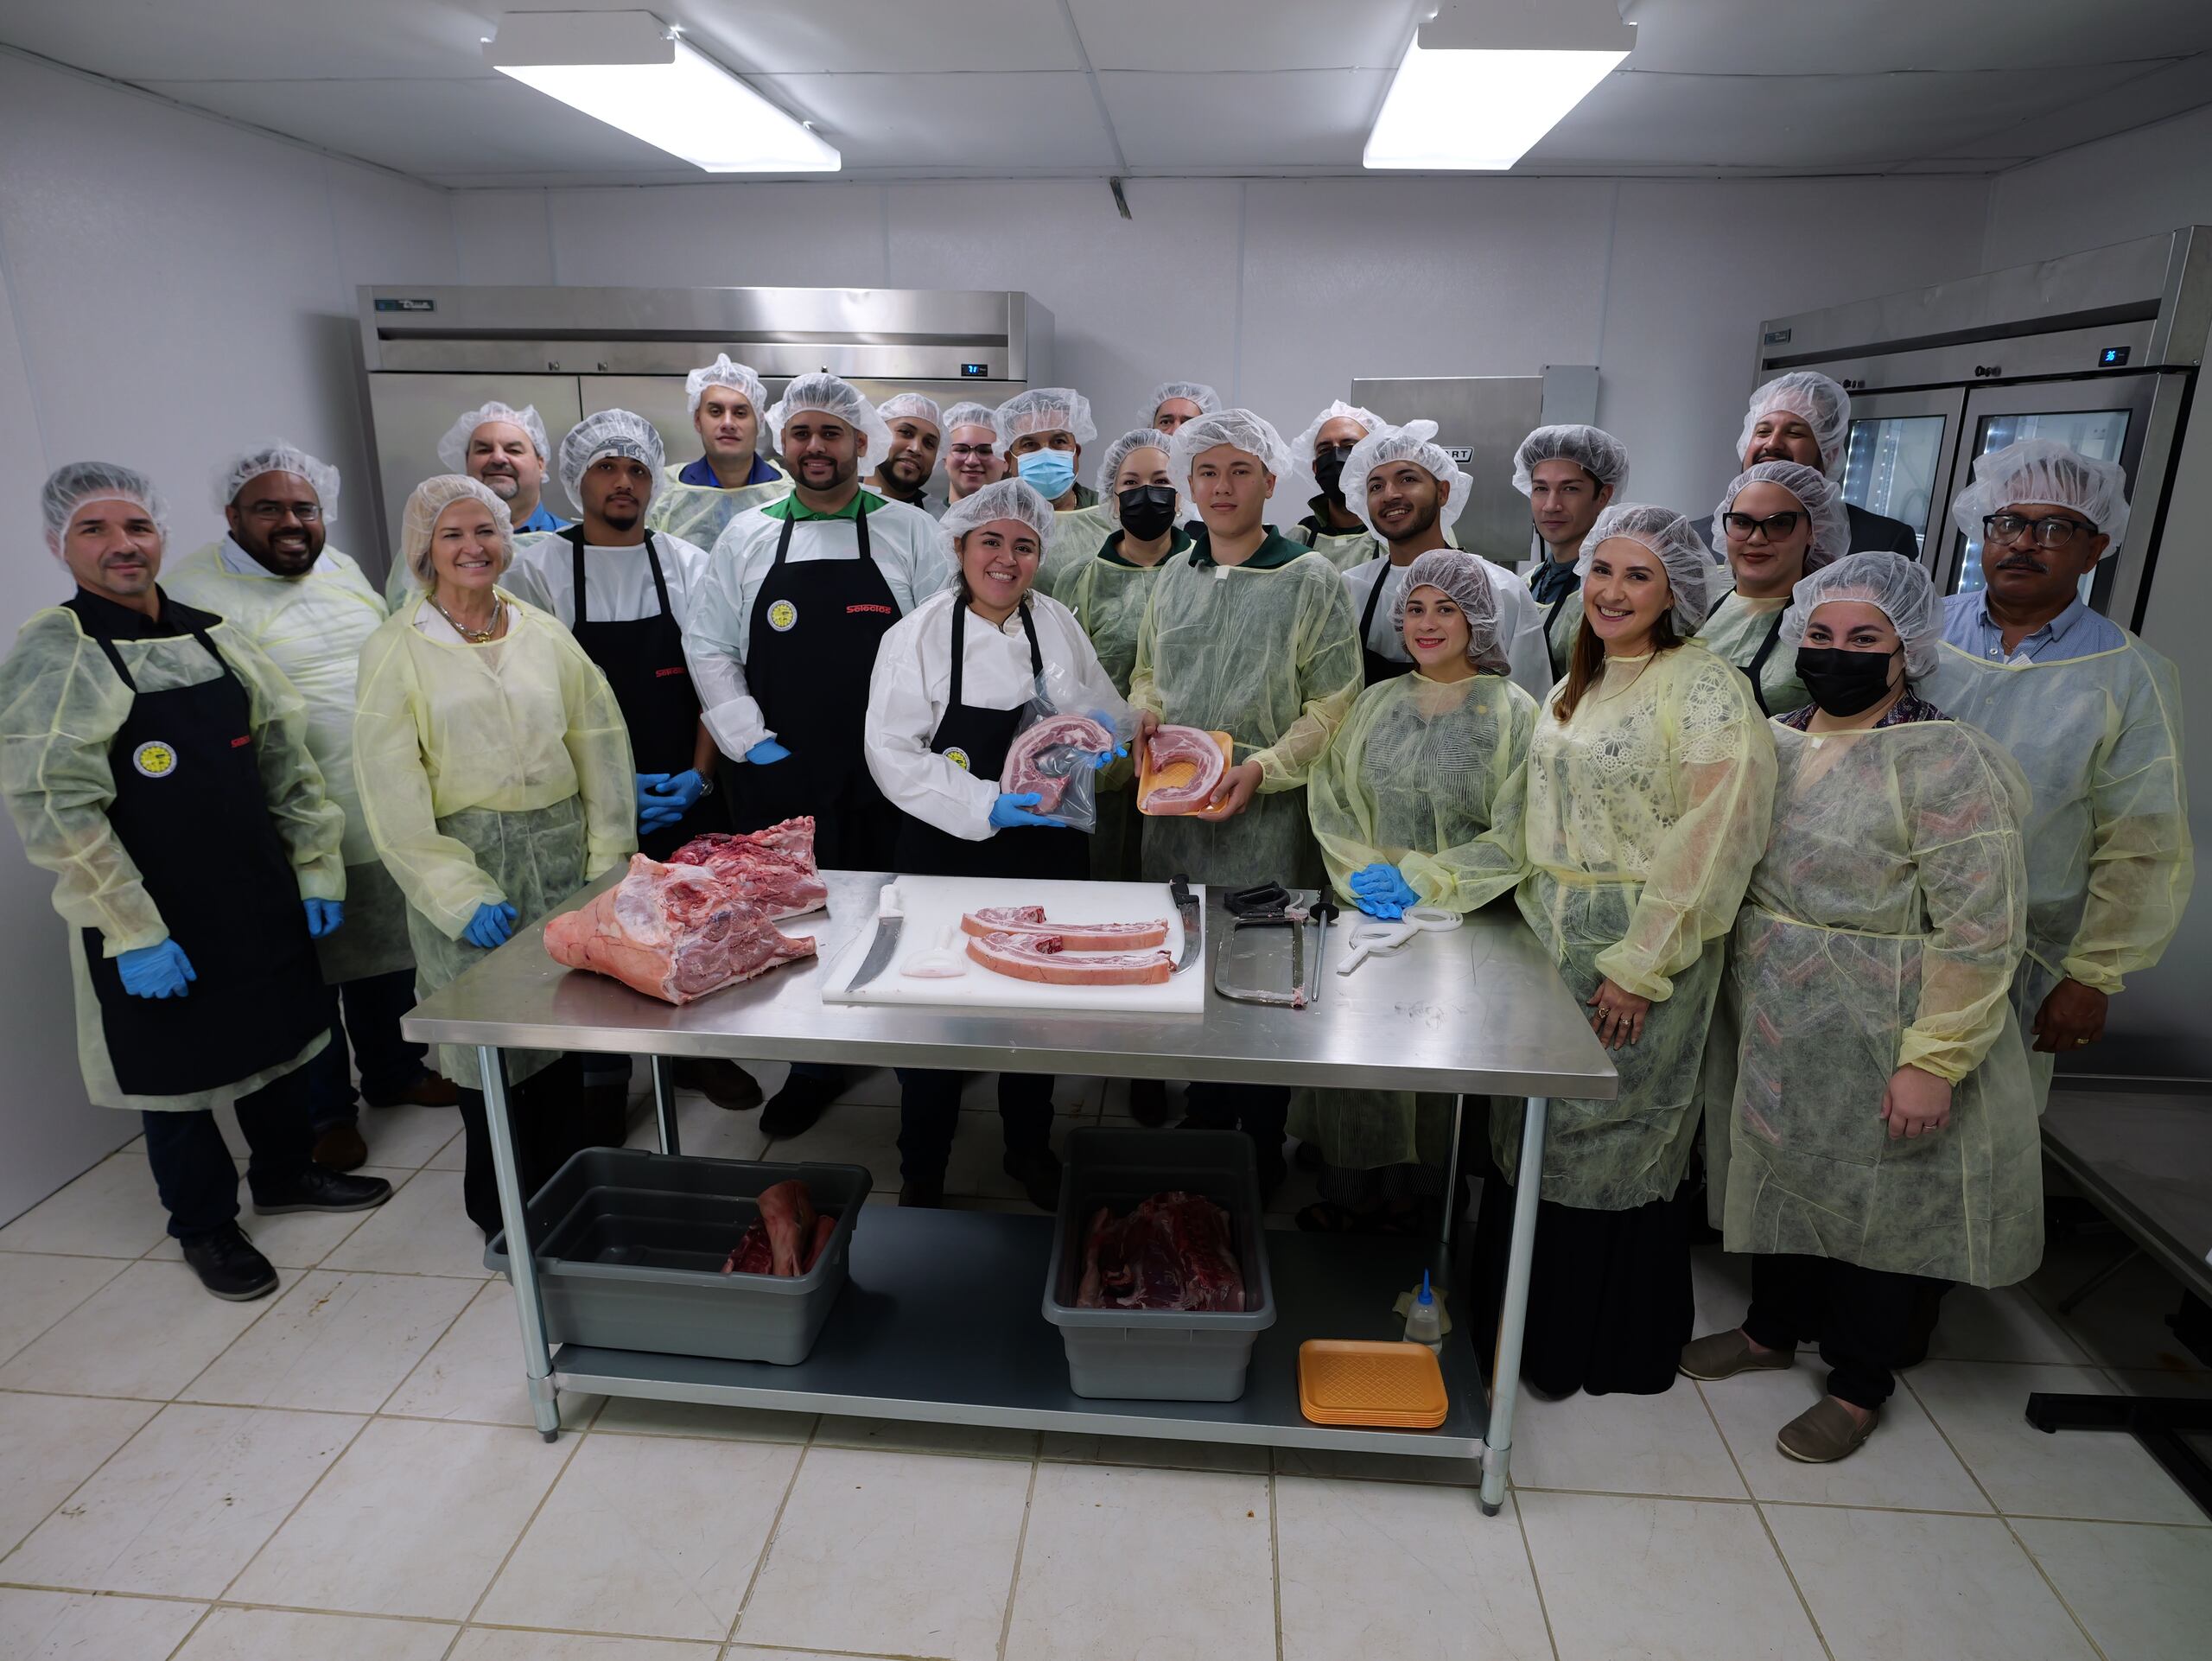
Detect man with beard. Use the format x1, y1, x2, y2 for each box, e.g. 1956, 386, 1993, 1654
388, 401, 564, 605
686, 374, 952, 1136
506, 410, 765, 1113
649, 353, 792, 549
1689, 372, 1918, 557
1289, 400, 1385, 570
869, 393, 944, 518
168, 446, 454, 1174
995, 387, 1106, 596
939, 401, 1007, 509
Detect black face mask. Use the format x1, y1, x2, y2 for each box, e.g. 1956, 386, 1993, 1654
1117, 484, 1179, 542
1312, 442, 1357, 500
1795, 646, 1898, 717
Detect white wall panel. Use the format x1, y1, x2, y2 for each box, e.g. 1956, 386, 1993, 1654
1980, 104, 2212, 270
543, 182, 889, 289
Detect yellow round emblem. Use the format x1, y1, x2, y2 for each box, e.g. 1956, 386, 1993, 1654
131, 741, 178, 780
766, 599, 798, 633
944, 747, 971, 772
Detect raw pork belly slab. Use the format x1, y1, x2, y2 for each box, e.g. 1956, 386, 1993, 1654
718, 1179, 837, 1277
668, 817, 830, 918
1005, 713, 1113, 811
543, 855, 816, 1004
1077, 1192, 1245, 1311
1141, 725, 1228, 813
966, 929, 1173, 985
959, 906, 1170, 951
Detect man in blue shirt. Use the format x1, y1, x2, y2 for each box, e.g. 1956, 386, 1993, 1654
1930, 439, 2190, 1106
389, 402, 565, 605
648, 354, 791, 549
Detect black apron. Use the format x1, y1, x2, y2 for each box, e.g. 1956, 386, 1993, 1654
1543, 582, 1580, 678
1357, 557, 1413, 687
563, 528, 725, 860
738, 500, 903, 869
893, 601, 1089, 882
76, 609, 327, 1096
1741, 606, 1789, 719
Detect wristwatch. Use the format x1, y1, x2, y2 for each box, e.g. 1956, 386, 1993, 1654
696, 772, 718, 799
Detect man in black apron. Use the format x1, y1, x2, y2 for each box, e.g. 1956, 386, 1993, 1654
0, 464, 390, 1301
508, 410, 761, 1112
683, 373, 954, 1136
1512, 423, 1628, 679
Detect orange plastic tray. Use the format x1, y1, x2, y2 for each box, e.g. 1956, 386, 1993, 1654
1136, 729, 1235, 815
1297, 1339, 1449, 1429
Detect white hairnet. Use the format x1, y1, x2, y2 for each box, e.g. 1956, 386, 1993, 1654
1576, 502, 1716, 634
1949, 436, 2131, 550
41, 461, 168, 557
1292, 399, 1385, 461
941, 401, 999, 434
684, 353, 766, 417
1779, 550, 1942, 684
1145, 380, 1220, 423
213, 442, 339, 517
1511, 423, 1630, 496
766, 372, 893, 463
1392, 549, 1508, 674
1738, 372, 1852, 479
1715, 460, 1849, 573
436, 401, 550, 472
401, 474, 514, 590
940, 478, 1056, 548
1095, 427, 1177, 502
995, 387, 1096, 449
1342, 420, 1472, 537
877, 392, 943, 430
1167, 409, 1297, 509
559, 408, 664, 512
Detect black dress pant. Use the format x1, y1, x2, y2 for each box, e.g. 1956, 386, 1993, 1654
454, 1055, 626, 1236
1744, 1252, 1946, 1410
1183, 1082, 1289, 1174
141, 1063, 316, 1242
895, 1068, 1053, 1184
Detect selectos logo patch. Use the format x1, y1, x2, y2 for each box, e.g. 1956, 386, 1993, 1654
766, 599, 798, 633
944, 747, 972, 771
131, 741, 178, 780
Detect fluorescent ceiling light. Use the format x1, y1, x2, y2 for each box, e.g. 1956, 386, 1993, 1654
486, 10, 838, 174
1365, 2, 1633, 171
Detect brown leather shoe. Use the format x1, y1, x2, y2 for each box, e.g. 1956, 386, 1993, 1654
1777, 1397, 1878, 1463
310, 1123, 368, 1174
672, 1057, 764, 1112
1679, 1327, 1796, 1381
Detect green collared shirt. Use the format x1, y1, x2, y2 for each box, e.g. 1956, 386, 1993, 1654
760, 488, 887, 524
1186, 525, 1308, 571
1098, 525, 1192, 570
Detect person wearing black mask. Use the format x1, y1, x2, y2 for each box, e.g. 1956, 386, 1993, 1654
1289, 401, 1385, 569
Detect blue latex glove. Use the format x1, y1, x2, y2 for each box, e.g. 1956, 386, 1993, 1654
643, 769, 707, 813
989, 791, 1069, 830
1350, 862, 1419, 920
1090, 744, 1128, 770
464, 901, 518, 950
636, 773, 670, 818
302, 898, 345, 939
117, 939, 195, 999
746, 738, 791, 765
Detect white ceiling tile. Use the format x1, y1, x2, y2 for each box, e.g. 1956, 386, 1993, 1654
0, 0, 489, 81
679, 0, 1080, 73
1924, 54, 2212, 159
1100, 69, 1392, 169
1068, 0, 1416, 73
765, 71, 1119, 169
1618, 0, 2212, 75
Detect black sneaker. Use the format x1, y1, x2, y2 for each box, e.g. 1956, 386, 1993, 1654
759, 1072, 837, 1139
1002, 1147, 1065, 1212
1126, 1078, 1170, 1128
251, 1167, 393, 1216
899, 1176, 946, 1208
673, 1057, 764, 1112
181, 1225, 278, 1301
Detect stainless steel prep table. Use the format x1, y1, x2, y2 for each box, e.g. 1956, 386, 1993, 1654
404, 869, 1617, 1512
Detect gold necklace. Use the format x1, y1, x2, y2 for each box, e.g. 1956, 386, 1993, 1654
431, 593, 500, 644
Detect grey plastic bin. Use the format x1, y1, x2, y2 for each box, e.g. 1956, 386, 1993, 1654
1043, 1127, 1276, 1401
484, 1149, 871, 1365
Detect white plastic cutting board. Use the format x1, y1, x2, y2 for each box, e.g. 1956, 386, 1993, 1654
821, 875, 1205, 1015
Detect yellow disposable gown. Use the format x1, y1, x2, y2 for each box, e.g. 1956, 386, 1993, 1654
1036, 502, 1114, 601
1694, 587, 1810, 720
644, 457, 791, 551
1060, 532, 1185, 881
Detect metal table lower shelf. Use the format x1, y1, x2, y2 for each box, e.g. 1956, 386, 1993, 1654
549, 1208, 1486, 1456
405, 869, 1617, 1514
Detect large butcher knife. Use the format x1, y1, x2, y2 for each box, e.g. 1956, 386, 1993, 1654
1169, 873, 1203, 973
845, 883, 904, 991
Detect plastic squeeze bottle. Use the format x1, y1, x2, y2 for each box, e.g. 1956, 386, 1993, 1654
1404, 1270, 1443, 1352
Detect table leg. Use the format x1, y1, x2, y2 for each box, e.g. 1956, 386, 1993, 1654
478, 1044, 563, 1441
1440, 1093, 1466, 1249
1481, 1094, 1548, 1515
651, 1055, 680, 1155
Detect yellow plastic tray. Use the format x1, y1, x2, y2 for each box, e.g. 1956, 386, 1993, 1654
1297, 1339, 1449, 1429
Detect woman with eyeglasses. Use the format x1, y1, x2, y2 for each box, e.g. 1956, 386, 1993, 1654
939, 402, 1007, 511
1694, 461, 1851, 717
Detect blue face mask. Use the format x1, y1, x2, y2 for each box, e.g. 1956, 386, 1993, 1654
1016, 449, 1077, 500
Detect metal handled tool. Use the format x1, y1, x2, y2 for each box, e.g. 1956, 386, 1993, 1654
844, 882, 904, 991
1213, 887, 1322, 1009
1168, 873, 1205, 973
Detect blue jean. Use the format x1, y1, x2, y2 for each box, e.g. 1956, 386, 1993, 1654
142, 1064, 315, 1241
308, 969, 431, 1130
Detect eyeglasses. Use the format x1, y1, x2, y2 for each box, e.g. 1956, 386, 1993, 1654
1721, 510, 1802, 541
947, 444, 995, 458
1982, 512, 2095, 549
239, 500, 321, 522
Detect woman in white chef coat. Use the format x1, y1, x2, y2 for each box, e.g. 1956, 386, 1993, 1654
864, 478, 1130, 1211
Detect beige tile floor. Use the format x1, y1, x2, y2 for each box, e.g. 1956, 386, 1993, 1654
0, 1072, 2205, 1661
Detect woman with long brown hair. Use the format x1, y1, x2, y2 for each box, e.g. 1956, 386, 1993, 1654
1472, 503, 1776, 1397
